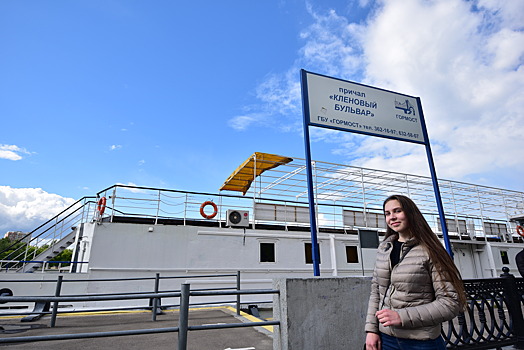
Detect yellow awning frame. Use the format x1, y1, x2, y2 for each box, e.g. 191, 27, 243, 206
219, 152, 293, 195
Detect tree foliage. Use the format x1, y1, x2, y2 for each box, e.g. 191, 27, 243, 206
0, 237, 26, 260
0, 238, 73, 268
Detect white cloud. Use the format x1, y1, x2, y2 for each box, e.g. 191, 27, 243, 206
236, 0, 524, 190
228, 71, 303, 133
0, 144, 31, 161
486, 28, 524, 70
0, 186, 76, 233
228, 115, 261, 131
352, 0, 524, 185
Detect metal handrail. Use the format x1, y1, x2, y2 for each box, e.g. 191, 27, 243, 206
4, 181, 522, 271
0, 272, 244, 318
0, 291, 182, 303
2, 177, 522, 273
0, 197, 97, 272
1, 273, 523, 348
0, 272, 239, 283
0, 196, 95, 255
97, 184, 522, 240
0, 283, 280, 348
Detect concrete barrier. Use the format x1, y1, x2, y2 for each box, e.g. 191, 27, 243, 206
273, 277, 372, 350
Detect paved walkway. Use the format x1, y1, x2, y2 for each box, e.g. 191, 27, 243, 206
1, 308, 520, 349
0, 307, 273, 350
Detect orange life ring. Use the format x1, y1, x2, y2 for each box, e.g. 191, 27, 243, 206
517, 225, 524, 237
97, 197, 107, 216
200, 201, 218, 219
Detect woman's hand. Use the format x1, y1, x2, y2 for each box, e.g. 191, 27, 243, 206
376, 308, 401, 327
365, 332, 381, 350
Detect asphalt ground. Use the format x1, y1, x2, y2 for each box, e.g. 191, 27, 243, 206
0, 307, 273, 350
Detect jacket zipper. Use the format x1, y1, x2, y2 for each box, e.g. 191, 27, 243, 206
385, 241, 413, 309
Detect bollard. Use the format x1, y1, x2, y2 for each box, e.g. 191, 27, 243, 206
152, 273, 160, 321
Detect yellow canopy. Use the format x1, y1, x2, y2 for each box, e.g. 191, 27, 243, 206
220, 152, 293, 195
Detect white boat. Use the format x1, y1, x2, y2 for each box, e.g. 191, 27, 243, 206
1, 152, 523, 310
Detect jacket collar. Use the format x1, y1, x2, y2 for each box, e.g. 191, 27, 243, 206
383, 234, 417, 248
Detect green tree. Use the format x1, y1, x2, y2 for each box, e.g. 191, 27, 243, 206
0, 239, 72, 268
0, 237, 27, 261
52, 249, 73, 267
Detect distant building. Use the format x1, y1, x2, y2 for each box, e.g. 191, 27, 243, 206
4, 231, 31, 243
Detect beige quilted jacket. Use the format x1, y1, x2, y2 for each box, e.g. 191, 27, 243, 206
364, 235, 461, 340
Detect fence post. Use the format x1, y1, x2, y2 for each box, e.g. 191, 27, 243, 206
152, 273, 160, 321
178, 283, 190, 350
50, 275, 63, 327
236, 271, 241, 315
500, 267, 524, 349
155, 190, 161, 225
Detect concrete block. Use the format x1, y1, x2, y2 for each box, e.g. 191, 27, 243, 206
273, 277, 372, 350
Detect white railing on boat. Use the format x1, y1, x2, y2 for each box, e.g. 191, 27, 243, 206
1, 156, 523, 273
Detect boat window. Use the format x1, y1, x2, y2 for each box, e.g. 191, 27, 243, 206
437, 218, 468, 234
484, 222, 508, 237
255, 203, 310, 223
304, 243, 321, 264
343, 210, 386, 229
260, 242, 275, 263
500, 250, 510, 265
346, 246, 359, 263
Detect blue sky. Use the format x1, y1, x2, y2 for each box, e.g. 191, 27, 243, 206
1, 0, 523, 232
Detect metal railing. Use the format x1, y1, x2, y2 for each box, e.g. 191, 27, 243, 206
0, 196, 96, 272
0, 282, 280, 350
0, 272, 247, 319
1, 270, 524, 349
97, 183, 523, 241
2, 154, 524, 273
443, 268, 524, 349
3, 153, 524, 273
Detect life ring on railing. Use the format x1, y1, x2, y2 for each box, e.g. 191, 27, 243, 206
517, 225, 524, 237
97, 197, 107, 216
200, 201, 218, 219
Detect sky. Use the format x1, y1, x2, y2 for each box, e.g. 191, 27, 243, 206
1, 0, 523, 233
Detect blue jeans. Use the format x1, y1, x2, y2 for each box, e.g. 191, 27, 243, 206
381, 332, 446, 350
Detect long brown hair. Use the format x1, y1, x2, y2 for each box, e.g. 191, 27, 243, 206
383, 194, 467, 308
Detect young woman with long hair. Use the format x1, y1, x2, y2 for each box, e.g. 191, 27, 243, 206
364, 194, 466, 350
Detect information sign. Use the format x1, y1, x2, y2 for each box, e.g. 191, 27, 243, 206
303, 71, 425, 144
301, 69, 453, 276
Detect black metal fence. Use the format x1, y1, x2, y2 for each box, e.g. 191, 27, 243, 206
443, 268, 524, 349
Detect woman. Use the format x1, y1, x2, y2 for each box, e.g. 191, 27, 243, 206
365, 195, 466, 350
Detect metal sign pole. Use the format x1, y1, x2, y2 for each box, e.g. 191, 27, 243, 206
300, 70, 454, 272
301, 70, 321, 276
417, 97, 453, 257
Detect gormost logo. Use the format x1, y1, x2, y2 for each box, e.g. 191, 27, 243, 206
394, 99, 416, 116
